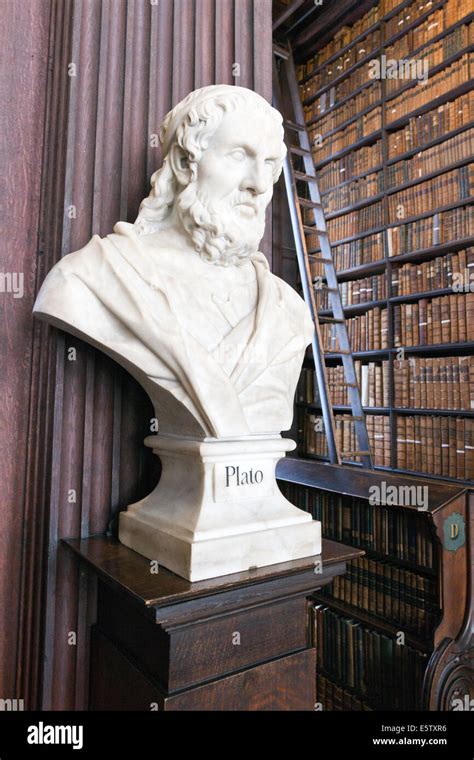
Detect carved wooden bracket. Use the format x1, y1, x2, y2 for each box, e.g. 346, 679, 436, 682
423, 493, 473, 710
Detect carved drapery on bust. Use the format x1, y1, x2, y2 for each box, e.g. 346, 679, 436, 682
33, 222, 313, 439
33, 85, 321, 581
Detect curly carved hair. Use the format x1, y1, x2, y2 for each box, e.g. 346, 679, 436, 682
134, 87, 286, 236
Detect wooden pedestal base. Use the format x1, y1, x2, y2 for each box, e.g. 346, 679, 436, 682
65, 536, 362, 711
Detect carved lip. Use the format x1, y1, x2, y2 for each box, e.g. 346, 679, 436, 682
235, 201, 258, 215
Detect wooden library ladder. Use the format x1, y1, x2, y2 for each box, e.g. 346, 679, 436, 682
273, 43, 373, 469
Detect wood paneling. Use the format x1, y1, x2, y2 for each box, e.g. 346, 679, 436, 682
90, 627, 317, 710
2, 0, 273, 710
164, 649, 316, 710
0, 0, 51, 705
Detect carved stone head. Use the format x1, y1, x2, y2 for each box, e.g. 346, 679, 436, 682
135, 85, 287, 265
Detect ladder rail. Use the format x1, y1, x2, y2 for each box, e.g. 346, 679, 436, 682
274, 44, 374, 469
281, 151, 340, 465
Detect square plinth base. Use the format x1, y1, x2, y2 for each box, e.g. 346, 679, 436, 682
119, 509, 322, 582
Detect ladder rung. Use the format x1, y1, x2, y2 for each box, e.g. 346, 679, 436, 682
290, 146, 311, 157
274, 43, 290, 60
298, 197, 322, 209
284, 119, 306, 132
304, 228, 329, 239
294, 171, 317, 182
325, 350, 352, 355
303, 225, 327, 235
309, 255, 332, 264
318, 316, 344, 324
341, 450, 371, 457
345, 383, 358, 388
350, 416, 364, 421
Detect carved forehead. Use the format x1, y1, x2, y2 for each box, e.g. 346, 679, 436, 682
160, 85, 285, 156
207, 107, 285, 156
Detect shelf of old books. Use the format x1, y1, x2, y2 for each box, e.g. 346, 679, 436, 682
292, 0, 474, 485
275, 0, 474, 713
275, 457, 469, 710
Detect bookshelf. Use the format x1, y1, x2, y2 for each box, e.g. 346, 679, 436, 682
282, 0, 474, 485
273, 0, 474, 711
276, 458, 472, 710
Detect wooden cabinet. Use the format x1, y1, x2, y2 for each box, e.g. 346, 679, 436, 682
65, 536, 362, 711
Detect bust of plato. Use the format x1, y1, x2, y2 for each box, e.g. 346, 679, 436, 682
34, 85, 313, 440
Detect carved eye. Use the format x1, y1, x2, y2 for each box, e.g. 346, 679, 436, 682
265, 159, 276, 170
229, 148, 246, 162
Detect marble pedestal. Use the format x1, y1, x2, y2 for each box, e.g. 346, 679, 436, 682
119, 434, 321, 582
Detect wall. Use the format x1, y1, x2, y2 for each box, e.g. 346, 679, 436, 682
0, 0, 51, 707
0, 0, 273, 710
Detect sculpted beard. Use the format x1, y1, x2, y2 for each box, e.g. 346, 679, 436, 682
176, 180, 266, 266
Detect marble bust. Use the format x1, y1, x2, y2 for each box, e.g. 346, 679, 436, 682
34, 84, 321, 581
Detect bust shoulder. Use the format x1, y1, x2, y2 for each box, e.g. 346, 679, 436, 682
269, 271, 314, 339
39, 230, 120, 290
44, 223, 179, 289
271, 270, 309, 309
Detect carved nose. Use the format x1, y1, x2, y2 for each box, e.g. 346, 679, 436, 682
244, 162, 267, 195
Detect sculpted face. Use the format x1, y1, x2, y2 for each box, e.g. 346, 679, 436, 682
197, 107, 281, 223
176, 107, 284, 266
